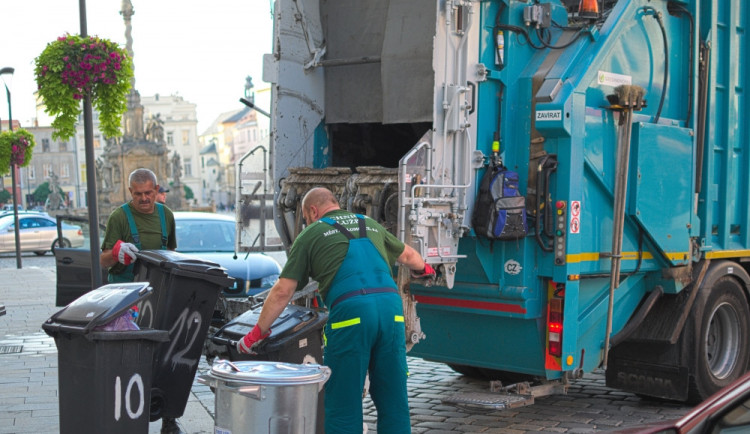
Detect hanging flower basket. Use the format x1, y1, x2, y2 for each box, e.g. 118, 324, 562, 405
34, 34, 133, 141
0, 129, 36, 175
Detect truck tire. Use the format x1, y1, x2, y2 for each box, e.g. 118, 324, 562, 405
687, 275, 750, 403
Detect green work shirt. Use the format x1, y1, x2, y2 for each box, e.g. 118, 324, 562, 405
280, 209, 406, 301
101, 202, 177, 276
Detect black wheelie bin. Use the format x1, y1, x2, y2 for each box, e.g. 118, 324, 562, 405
42, 282, 169, 434
132, 250, 234, 422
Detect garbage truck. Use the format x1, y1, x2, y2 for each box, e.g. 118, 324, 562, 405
235, 0, 750, 406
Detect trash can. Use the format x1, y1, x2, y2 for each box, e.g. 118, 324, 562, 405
211, 303, 328, 433
132, 249, 235, 421
42, 282, 169, 434
211, 303, 328, 364
198, 360, 330, 434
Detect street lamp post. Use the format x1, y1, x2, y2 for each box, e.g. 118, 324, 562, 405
1, 66, 22, 269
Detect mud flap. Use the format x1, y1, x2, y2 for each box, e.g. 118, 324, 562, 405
606, 343, 689, 401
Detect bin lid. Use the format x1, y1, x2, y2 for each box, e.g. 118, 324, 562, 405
209, 360, 329, 385
44, 282, 152, 334
216, 304, 327, 349
136, 250, 222, 272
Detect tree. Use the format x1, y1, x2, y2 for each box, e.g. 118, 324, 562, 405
0, 189, 10, 204
184, 184, 194, 200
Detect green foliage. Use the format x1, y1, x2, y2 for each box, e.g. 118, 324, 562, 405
34, 34, 133, 141
0, 190, 10, 204
0, 129, 36, 175
184, 184, 194, 200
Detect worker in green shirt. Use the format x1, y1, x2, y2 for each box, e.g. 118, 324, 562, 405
237, 187, 436, 433
99, 168, 180, 434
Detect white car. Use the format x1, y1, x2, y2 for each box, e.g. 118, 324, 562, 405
0, 213, 84, 256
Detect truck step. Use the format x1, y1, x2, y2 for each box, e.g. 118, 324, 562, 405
441, 391, 534, 410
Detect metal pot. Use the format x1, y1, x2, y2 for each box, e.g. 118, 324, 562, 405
199, 360, 330, 434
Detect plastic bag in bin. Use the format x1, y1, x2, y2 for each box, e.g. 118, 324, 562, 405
93, 306, 140, 331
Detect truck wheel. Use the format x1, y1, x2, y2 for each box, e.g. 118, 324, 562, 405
688, 276, 750, 403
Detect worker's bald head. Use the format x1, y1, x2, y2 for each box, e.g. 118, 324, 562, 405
302, 188, 340, 224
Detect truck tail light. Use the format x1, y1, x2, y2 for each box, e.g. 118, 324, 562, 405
547, 287, 564, 358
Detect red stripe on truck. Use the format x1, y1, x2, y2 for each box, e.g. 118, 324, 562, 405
414, 295, 527, 314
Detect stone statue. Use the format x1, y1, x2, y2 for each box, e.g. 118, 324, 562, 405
47, 172, 62, 210
146, 114, 165, 143
171, 152, 182, 181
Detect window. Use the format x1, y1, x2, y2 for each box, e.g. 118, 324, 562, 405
60, 164, 70, 178
182, 130, 189, 145
28, 166, 35, 180
43, 164, 53, 177
184, 159, 192, 176
167, 132, 174, 145
93, 135, 101, 149
59, 142, 68, 152
42, 139, 50, 152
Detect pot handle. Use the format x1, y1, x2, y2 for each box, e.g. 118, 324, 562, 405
318, 366, 332, 392
237, 384, 265, 400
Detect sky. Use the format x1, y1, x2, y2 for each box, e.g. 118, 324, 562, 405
1, 0, 274, 133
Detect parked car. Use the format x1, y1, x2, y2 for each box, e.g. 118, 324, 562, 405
1, 204, 24, 212
615, 371, 750, 433
0, 213, 83, 256
172, 212, 281, 297
53, 211, 282, 305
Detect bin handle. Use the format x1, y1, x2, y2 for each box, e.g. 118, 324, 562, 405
216, 359, 242, 372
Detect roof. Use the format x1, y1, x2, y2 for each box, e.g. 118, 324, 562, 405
200, 142, 217, 154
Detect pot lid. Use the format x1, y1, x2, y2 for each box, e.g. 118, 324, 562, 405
209, 360, 328, 384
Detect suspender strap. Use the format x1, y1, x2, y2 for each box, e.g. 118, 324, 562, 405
121, 204, 140, 248
121, 203, 168, 249
156, 203, 168, 249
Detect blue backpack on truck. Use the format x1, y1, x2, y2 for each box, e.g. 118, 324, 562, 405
472, 163, 528, 240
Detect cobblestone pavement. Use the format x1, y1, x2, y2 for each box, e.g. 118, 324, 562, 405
0, 264, 693, 433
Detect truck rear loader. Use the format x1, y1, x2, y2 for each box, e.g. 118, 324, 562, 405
236, 0, 750, 405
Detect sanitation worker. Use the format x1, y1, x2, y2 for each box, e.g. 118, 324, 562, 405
156, 185, 169, 204
236, 187, 436, 433
99, 167, 180, 434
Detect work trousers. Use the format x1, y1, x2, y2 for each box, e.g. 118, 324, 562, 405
323, 292, 411, 434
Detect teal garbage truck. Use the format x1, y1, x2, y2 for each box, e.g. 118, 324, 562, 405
236, 0, 750, 405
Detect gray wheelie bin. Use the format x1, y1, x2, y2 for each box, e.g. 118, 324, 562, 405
42, 282, 169, 434
132, 250, 234, 422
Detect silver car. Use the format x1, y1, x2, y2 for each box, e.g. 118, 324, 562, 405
0, 213, 84, 256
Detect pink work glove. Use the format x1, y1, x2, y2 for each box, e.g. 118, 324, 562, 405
236, 324, 271, 354
112, 240, 139, 265
411, 263, 437, 279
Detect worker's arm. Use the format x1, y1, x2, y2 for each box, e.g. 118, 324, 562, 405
256, 277, 298, 335
397, 244, 427, 272
100, 249, 117, 268
100, 240, 139, 268
397, 244, 436, 279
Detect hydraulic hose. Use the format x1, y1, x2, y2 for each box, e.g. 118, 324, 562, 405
642, 6, 668, 124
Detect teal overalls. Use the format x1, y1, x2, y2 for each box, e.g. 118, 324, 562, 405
320, 216, 410, 434
108, 203, 168, 283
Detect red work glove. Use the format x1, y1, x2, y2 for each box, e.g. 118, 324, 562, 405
236, 324, 271, 354
112, 240, 139, 265
411, 263, 436, 279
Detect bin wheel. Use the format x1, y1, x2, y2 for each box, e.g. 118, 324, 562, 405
149, 388, 165, 422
